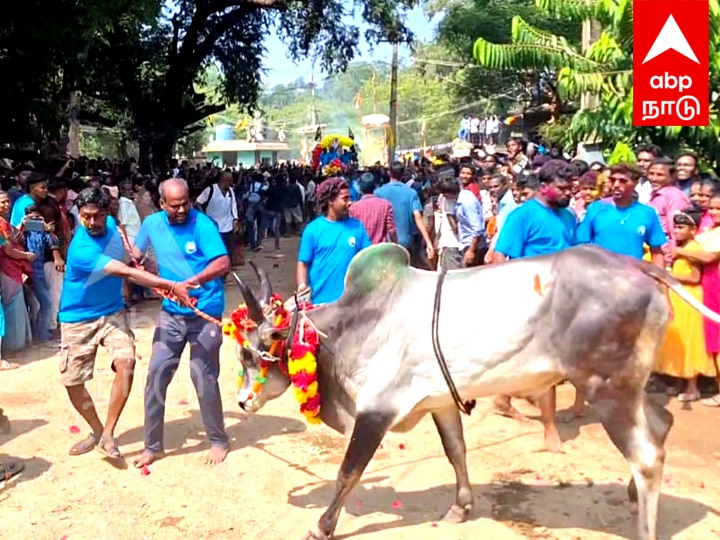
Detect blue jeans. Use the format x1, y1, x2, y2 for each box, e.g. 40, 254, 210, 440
143, 311, 227, 453
28, 270, 52, 342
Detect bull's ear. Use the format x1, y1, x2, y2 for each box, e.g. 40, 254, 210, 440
259, 324, 292, 345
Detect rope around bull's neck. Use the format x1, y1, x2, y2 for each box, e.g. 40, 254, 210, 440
432, 265, 476, 416
115, 225, 223, 327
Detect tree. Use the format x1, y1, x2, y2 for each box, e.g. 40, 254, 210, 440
473, 0, 720, 166
86, 0, 420, 169
424, 0, 580, 112
0, 0, 155, 152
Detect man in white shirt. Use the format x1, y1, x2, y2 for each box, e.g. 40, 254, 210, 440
196, 171, 239, 264
118, 180, 142, 243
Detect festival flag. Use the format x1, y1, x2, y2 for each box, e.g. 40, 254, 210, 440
314, 126, 322, 141
354, 91, 362, 109
348, 127, 355, 140
207, 115, 215, 127
234, 117, 250, 130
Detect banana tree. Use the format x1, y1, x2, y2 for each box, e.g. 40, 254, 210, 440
473, 0, 720, 168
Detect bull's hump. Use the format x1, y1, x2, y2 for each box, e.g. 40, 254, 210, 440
344, 243, 411, 296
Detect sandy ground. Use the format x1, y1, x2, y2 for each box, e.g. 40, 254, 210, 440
2, 237, 720, 540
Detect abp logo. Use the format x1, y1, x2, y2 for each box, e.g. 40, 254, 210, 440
633, 0, 709, 127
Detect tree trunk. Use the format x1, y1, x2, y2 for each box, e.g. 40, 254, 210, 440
151, 135, 176, 173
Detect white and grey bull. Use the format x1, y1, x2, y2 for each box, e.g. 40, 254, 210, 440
234, 243, 720, 540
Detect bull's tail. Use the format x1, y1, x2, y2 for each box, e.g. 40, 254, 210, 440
639, 262, 720, 323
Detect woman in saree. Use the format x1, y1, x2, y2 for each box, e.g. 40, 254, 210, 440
0, 191, 35, 363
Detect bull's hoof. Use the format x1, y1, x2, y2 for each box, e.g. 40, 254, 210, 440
302, 530, 330, 540
442, 503, 471, 523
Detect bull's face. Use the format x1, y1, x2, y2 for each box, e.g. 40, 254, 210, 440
233, 265, 294, 413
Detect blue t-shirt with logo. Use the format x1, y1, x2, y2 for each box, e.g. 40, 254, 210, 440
495, 198, 576, 259
59, 216, 125, 323
298, 216, 371, 304
134, 209, 228, 318
576, 199, 667, 259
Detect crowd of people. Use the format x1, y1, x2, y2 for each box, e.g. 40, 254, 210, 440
0, 139, 718, 480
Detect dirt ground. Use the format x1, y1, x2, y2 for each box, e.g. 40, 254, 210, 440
2, 237, 720, 540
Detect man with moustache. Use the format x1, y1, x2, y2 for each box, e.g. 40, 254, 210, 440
490, 161, 577, 453
59, 187, 193, 460
132, 178, 232, 468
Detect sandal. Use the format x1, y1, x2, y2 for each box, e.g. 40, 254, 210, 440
96, 436, 124, 461
69, 433, 100, 456
0, 359, 20, 372
700, 395, 720, 407
678, 392, 700, 402
0, 460, 24, 481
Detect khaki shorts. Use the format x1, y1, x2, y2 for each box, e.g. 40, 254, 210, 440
59, 310, 136, 387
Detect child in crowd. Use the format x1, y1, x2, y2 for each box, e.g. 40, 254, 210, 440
21, 205, 59, 343
656, 209, 717, 401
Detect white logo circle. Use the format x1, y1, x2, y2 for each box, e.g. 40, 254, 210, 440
348, 236, 357, 247
185, 241, 197, 254
637, 225, 646, 236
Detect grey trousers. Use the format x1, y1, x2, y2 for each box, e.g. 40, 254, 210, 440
143, 311, 228, 453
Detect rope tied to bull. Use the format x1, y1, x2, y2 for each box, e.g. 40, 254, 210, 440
432, 265, 476, 416
115, 226, 223, 327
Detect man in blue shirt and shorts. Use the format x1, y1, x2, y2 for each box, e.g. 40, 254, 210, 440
132, 178, 232, 468
60, 187, 193, 460
490, 162, 577, 452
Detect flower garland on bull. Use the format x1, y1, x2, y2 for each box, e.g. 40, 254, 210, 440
222, 296, 322, 424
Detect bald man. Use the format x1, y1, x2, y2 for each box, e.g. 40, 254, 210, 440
132, 178, 232, 467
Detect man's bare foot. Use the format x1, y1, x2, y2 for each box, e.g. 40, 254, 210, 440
492, 397, 529, 423
69, 433, 100, 456
542, 428, 563, 453
204, 445, 229, 465
133, 449, 164, 468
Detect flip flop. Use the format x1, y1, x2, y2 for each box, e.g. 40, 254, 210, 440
0, 359, 20, 371
69, 433, 99, 456
0, 460, 24, 481
96, 436, 124, 461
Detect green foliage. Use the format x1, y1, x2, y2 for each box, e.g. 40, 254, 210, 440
474, 0, 720, 168
428, 0, 580, 110
215, 60, 463, 158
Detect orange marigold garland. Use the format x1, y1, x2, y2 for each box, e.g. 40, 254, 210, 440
288, 303, 321, 424
224, 298, 322, 424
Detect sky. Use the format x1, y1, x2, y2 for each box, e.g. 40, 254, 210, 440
261, 6, 440, 88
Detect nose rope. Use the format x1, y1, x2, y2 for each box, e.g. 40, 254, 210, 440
115, 226, 223, 327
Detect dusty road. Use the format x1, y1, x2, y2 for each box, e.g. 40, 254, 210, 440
2, 241, 720, 540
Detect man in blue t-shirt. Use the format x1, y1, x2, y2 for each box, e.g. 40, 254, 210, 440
375, 162, 434, 268
59, 187, 192, 461
132, 178, 232, 469
297, 177, 371, 304
489, 162, 577, 453
576, 163, 667, 267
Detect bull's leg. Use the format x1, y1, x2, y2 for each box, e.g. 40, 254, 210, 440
303, 410, 396, 540
595, 391, 672, 540
432, 407, 473, 522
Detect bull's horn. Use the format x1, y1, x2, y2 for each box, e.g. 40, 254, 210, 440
232, 273, 264, 323
248, 261, 273, 305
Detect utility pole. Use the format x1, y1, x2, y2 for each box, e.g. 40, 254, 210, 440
387, 40, 399, 165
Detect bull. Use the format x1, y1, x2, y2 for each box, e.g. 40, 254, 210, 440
233, 243, 720, 540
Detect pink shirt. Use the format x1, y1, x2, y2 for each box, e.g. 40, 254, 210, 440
649, 185, 691, 264
349, 194, 396, 244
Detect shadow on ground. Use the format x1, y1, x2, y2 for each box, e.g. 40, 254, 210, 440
288, 477, 719, 540
117, 410, 306, 459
